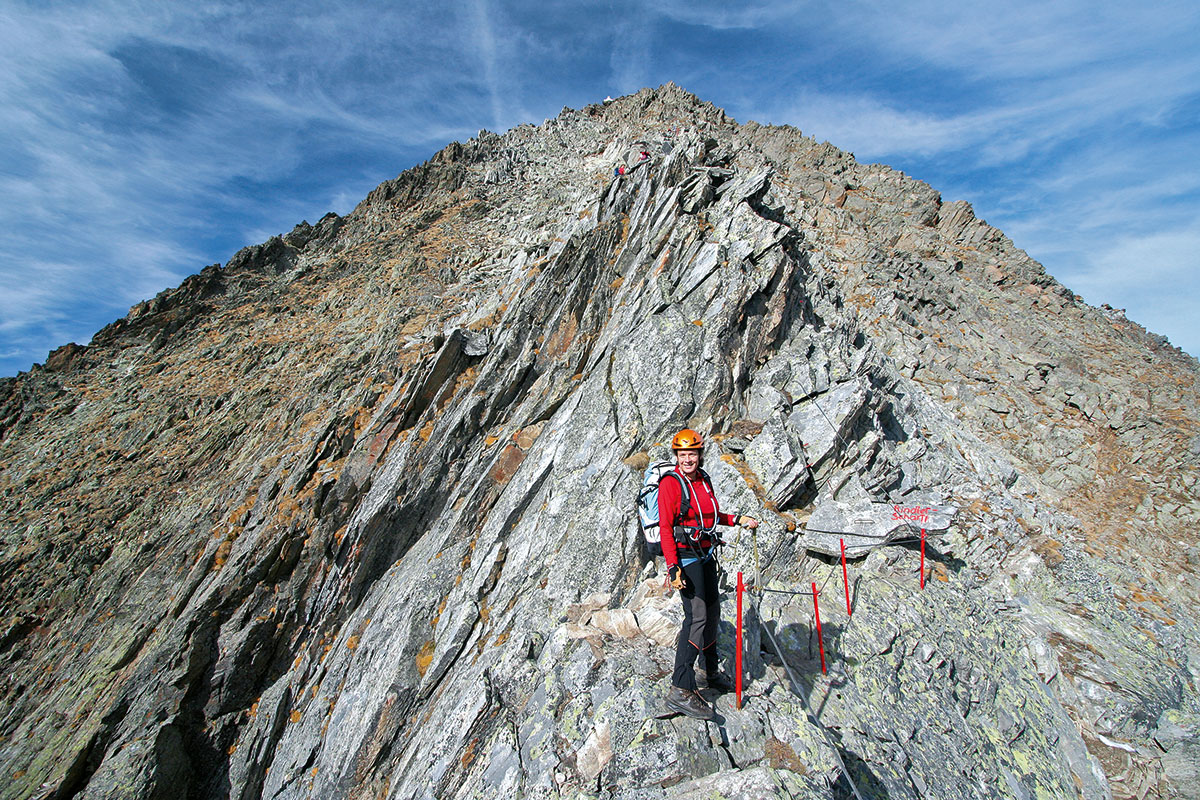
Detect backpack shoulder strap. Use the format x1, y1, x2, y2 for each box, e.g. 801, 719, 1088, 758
664, 469, 690, 524
696, 469, 719, 525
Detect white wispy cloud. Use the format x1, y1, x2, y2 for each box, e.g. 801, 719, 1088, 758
1087, 227, 1200, 289
609, 21, 653, 95
468, 0, 505, 130
656, 0, 805, 31
788, 0, 1174, 80
1067, 226, 1200, 354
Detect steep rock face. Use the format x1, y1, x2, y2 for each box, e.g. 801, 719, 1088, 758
1, 84, 1198, 799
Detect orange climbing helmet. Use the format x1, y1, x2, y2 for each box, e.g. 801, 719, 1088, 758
671, 428, 704, 450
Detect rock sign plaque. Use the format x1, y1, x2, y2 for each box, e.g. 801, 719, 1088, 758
803, 499, 957, 557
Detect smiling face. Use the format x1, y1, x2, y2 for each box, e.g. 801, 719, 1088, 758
674, 447, 701, 477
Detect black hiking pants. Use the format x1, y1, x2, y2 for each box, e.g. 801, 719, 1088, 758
672, 557, 720, 692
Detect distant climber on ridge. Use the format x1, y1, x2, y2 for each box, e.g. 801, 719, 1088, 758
659, 428, 758, 720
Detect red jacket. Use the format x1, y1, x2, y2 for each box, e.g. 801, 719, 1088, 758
657, 467, 737, 566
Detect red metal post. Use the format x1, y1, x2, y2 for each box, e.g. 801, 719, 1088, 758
920, 527, 926, 589
736, 571, 744, 709
812, 581, 826, 675
841, 538, 851, 617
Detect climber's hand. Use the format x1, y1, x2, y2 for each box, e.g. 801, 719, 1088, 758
668, 565, 686, 591
739, 515, 760, 530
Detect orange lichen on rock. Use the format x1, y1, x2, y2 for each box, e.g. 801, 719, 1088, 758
415, 640, 436, 677
488, 445, 526, 485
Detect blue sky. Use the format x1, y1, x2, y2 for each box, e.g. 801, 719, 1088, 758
1, 1, 1197, 376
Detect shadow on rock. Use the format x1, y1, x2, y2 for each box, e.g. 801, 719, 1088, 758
898, 536, 967, 577
765, 619, 895, 798
836, 747, 892, 800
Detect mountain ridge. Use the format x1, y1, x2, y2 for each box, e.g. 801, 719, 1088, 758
1, 83, 1198, 799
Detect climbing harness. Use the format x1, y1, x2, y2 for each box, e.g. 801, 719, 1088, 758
673, 465, 722, 563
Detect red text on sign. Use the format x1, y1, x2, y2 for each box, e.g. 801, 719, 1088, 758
892, 505, 931, 524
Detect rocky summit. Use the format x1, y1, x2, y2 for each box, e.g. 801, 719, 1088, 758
1, 84, 1199, 800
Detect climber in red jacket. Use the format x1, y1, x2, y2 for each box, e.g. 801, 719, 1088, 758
659, 428, 758, 719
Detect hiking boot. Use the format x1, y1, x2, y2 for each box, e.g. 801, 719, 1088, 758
665, 685, 713, 720
697, 670, 735, 695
